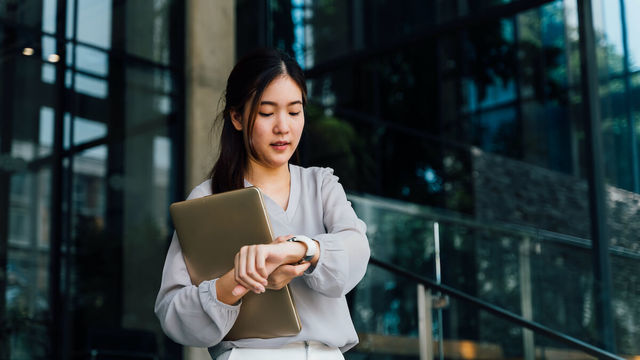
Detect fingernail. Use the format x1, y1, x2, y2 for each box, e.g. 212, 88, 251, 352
232, 288, 241, 296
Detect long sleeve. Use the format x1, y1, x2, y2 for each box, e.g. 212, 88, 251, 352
303, 168, 370, 298
154, 186, 241, 347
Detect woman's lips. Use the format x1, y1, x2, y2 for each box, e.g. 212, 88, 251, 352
270, 141, 290, 151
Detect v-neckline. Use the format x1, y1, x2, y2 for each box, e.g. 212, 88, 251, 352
244, 164, 299, 221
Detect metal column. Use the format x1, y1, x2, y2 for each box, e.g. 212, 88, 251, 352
576, 0, 616, 352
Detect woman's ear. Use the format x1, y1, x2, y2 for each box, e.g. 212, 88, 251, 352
230, 109, 243, 131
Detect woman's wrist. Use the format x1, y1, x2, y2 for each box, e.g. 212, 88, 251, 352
276, 239, 320, 266
279, 241, 307, 264
216, 269, 247, 305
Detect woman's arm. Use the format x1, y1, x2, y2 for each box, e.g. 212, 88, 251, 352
302, 168, 371, 298
154, 232, 241, 347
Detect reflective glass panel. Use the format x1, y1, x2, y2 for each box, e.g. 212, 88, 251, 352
76, 0, 112, 49
73, 116, 108, 145
38, 106, 55, 157
124, 1, 172, 64
75, 44, 109, 77
42, 0, 57, 33
593, 0, 624, 75
6, 167, 52, 359
625, 0, 640, 71
124, 65, 175, 128
74, 72, 108, 99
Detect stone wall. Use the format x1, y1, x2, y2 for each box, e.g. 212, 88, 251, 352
471, 147, 640, 251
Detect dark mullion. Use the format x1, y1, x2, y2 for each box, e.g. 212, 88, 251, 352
0, 13, 17, 360
60, 0, 79, 357
50, 0, 68, 358
106, 0, 126, 330
165, 2, 186, 357
512, 14, 524, 161
577, 0, 616, 352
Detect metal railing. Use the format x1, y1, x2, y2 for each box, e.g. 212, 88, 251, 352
368, 256, 624, 360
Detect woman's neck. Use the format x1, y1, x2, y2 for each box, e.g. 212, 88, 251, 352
245, 159, 290, 188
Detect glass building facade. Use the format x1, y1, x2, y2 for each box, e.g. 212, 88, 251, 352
1, 0, 639, 359
237, 0, 640, 358
1, 0, 184, 358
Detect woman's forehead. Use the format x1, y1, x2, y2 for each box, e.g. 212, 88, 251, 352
259, 76, 302, 105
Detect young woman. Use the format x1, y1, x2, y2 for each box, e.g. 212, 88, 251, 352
155, 48, 370, 360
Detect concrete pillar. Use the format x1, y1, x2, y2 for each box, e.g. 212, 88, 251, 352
185, 0, 235, 193
184, 1, 235, 359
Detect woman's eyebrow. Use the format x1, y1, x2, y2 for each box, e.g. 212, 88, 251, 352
260, 100, 303, 106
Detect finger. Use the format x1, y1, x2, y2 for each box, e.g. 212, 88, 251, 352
295, 262, 311, 275
240, 246, 265, 293
277, 264, 297, 276
236, 247, 256, 292
266, 272, 284, 290
247, 246, 267, 287
234, 252, 240, 287
232, 284, 249, 297
255, 246, 268, 280
282, 262, 309, 277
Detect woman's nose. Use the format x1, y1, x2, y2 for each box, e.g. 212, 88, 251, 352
274, 112, 290, 133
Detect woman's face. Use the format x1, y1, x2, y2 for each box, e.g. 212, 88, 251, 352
232, 75, 305, 170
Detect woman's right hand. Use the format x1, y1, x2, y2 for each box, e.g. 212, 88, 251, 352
231, 235, 308, 296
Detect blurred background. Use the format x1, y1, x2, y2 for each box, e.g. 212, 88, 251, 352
0, 0, 639, 359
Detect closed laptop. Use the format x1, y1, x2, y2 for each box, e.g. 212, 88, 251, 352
169, 186, 301, 340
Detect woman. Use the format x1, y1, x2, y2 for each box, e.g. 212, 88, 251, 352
155, 48, 370, 360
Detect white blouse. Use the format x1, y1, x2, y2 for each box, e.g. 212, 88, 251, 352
154, 165, 371, 358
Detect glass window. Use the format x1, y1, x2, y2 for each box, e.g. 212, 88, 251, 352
625, 0, 640, 71
0, 1, 45, 28
73, 116, 108, 145
75, 44, 109, 77
6, 168, 52, 359
124, 1, 171, 64
41, 63, 56, 84
41, 35, 57, 63
124, 65, 175, 129
76, 0, 112, 49
363, 0, 435, 50
305, 0, 351, 66
38, 106, 55, 156
593, 0, 624, 75
470, 106, 518, 157
41, 0, 57, 33
1, 1, 184, 358
74, 73, 108, 99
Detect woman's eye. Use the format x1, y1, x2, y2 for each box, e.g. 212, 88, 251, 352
289, 112, 301, 116
258, 112, 273, 117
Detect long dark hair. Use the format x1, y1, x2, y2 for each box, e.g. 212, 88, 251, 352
208, 48, 307, 194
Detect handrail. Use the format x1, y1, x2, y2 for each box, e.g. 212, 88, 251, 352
349, 193, 640, 260
368, 256, 624, 360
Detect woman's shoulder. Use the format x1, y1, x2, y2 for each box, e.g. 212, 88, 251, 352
186, 179, 213, 200
291, 164, 337, 183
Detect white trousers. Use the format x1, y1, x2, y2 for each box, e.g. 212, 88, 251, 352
219, 341, 345, 360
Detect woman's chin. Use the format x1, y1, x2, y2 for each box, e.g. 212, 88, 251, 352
250, 156, 290, 170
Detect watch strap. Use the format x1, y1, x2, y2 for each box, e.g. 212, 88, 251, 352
287, 235, 317, 262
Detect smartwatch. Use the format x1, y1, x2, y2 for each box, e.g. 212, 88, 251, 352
286, 235, 318, 262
